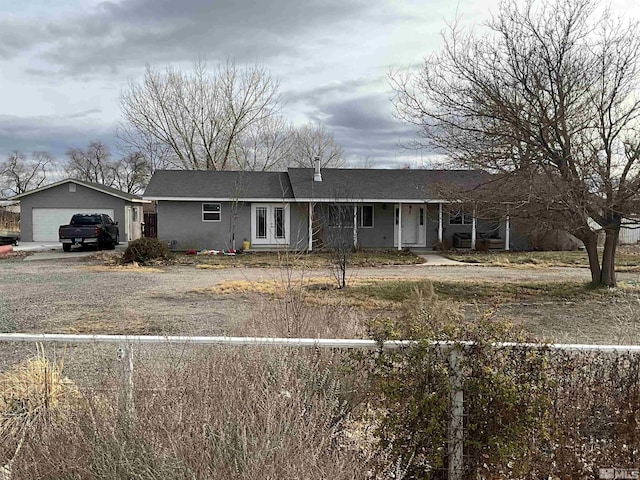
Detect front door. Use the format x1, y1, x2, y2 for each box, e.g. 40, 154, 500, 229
251, 204, 290, 246
394, 204, 426, 247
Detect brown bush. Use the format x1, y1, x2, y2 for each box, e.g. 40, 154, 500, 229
432, 239, 452, 251
122, 237, 170, 264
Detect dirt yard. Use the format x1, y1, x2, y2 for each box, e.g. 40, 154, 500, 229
0, 252, 638, 344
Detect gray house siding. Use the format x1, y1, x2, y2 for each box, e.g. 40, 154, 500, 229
157, 201, 308, 251
355, 203, 395, 248
157, 201, 250, 250
19, 183, 128, 242
290, 203, 309, 251
502, 223, 530, 250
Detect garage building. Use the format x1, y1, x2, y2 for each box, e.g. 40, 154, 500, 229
12, 179, 146, 242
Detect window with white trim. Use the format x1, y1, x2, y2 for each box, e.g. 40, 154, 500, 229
449, 210, 473, 225
202, 203, 221, 222
357, 205, 374, 228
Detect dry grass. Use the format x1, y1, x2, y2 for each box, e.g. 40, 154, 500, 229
195, 263, 229, 270
240, 297, 365, 339
193, 276, 635, 311
0, 346, 81, 472
191, 277, 399, 310
444, 246, 640, 270
43, 310, 178, 336
608, 294, 640, 344
8, 347, 374, 480
182, 250, 424, 268
83, 263, 164, 273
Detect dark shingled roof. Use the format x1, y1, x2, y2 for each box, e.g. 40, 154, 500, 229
287, 168, 490, 201
11, 178, 143, 202
143, 170, 294, 199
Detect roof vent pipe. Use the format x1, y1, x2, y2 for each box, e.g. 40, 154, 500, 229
313, 156, 322, 182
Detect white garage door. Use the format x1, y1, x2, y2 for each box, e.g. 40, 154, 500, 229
32, 208, 115, 242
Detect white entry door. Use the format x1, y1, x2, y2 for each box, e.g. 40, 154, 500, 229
251, 204, 290, 246
394, 204, 426, 247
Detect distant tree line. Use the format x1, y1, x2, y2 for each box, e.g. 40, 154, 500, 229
0, 142, 151, 197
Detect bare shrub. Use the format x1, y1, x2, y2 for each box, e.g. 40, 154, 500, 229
122, 237, 170, 264
367, 281, 550, 479
366, 282, 640, 479
245, 298, 364, 339
320, 204, 356, 289
431, 239, 451, 251
235, 248, 364, 339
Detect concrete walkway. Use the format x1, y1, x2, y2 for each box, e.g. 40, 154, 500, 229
417, 253, 468, 266
13, 241, 61, 252
11, 241, 128, 261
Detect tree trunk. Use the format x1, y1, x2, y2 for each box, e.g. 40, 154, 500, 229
580, 232, 601, 286
600, 228, 619, 287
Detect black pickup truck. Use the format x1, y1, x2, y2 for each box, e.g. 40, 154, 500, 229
58, 213, 120, 251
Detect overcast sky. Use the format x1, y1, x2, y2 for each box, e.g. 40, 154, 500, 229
0, 0, 636, 168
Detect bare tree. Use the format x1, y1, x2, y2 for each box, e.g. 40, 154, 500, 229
287, 123, 344, 168
352, 156, 378, 169
391, 0, 640, 287
66, 141, 116, 186
231, 116, 293, 171
67, 140, 152, 193
117, 123, 174, 172
112, 152, 152, 194
120, 60, 282, 171
0, 151, 52, 197
322, 203, 355, 289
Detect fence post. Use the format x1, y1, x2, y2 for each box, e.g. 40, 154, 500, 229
117, 343, 136, 426
448, 347, 464, 480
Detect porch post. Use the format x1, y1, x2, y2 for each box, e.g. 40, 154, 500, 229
308, 202, 313, 252
471, 206, 477, 250
438, 202, 443, 242
397, 203, 402, 251
505, 209, 511, 252
353, 205, 358, 248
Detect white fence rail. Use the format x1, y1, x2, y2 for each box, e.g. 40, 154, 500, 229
2, 333, 640, 480
3, 333, 640, 352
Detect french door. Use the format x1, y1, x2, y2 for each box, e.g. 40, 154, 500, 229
251, 203, 290, 246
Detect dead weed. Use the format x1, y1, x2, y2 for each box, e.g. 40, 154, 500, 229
82, 262, 164, 273
47, 311, 175, 335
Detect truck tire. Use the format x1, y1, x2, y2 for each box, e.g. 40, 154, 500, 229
100, 233, 115, 250
63, 244, 71, 252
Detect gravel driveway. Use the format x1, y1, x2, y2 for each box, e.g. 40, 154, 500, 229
0, 254, 638, 339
